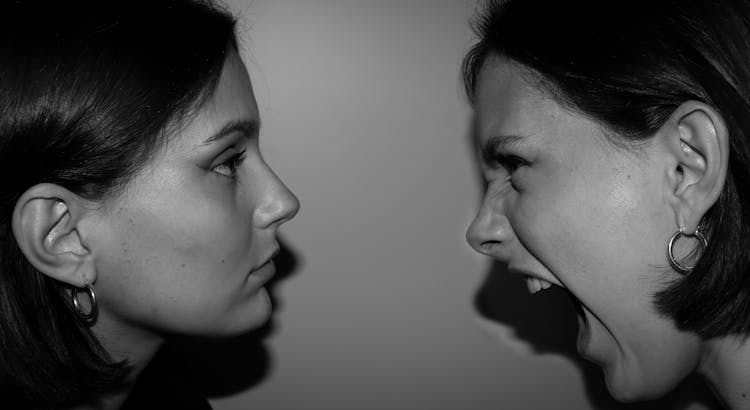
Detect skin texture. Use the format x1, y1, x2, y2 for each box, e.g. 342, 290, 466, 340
465, 56, 703, 402
80, 50, 299, 365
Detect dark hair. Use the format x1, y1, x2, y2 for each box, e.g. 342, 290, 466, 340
0, 0, 237, 406
463, 0, 750, 339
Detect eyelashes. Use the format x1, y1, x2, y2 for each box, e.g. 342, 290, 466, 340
485, 152, 529, 173
212, 149, 247, 179
480, 139, 530, 173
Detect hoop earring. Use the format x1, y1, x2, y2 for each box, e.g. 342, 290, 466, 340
667, 227, 708, 274
71, 283, 98, 326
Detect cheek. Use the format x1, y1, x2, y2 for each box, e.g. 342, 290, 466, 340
516, 165, 701, 396
93, 186, 256, 331
514, 165, 671, 313
122, 189, 252, 271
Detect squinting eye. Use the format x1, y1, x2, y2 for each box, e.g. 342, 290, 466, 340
488, 153, 529, 173
503, 155, 528, 172
212, 149, 247, 179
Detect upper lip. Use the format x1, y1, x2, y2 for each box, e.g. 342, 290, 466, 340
507, 265, 564, 288
258, 247, 280, 268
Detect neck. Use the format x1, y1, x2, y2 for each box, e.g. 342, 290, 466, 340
699, 335, 750, 409
71, 313, 164, 410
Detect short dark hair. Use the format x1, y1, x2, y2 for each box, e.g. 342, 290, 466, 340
463, 0, 750, 339
0, 0, 237, 406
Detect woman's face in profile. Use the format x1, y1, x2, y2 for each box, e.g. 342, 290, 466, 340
466, 56, 702, 401
84, 51, 299, 338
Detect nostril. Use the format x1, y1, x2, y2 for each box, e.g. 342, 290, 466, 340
480, 240, 502, 253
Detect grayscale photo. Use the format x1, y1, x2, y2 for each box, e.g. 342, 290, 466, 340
0, 1, 744, 409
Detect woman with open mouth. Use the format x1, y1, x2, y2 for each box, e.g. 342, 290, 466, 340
465, 0, 750, 408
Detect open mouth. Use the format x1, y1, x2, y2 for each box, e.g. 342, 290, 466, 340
513, 271, 593, 358
561, 287, 585, 317
520, 273, 585, 320
524, 274, 553, 294
560, 289, 593, 358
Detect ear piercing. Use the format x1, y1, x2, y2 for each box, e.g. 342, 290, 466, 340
71, 282, 98, 325
667, 226, 708, 274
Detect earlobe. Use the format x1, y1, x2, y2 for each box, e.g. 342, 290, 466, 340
663, 101, 729, 232
12, 183, 97, 287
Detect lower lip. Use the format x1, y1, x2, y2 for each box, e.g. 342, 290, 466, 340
576, 313, 591, 356
575, 310, 608, 367
565, 291, 590, 357
248, 260, 276, 285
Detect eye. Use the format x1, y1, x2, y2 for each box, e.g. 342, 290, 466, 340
486, 153, 529, 173
212, 149, 247, 179
501, 155, 528, 173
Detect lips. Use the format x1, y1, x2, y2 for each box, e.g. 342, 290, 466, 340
569, 291, 588, 350
253, 248, 280, 273
508, 265, 605, 365
576, 312, 591, 356
565, 291, 605, 365
507, 266, 556, 295
248, 259, 276, 283
246, 247, 280, 284
262, 247, 280, 265
506, 264, 603, 361
566, 289, 585, 317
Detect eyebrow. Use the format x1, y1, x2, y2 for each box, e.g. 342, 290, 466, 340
480, 134, 525, 161
202, 119, 260, 145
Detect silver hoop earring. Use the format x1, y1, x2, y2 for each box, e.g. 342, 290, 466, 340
667, 227, 708, 274
71, 283, 98, 326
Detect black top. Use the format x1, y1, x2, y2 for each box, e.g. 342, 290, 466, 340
121, 346, 211, 410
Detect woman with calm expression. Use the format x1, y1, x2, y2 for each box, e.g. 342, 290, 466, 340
0, 1, 298, 408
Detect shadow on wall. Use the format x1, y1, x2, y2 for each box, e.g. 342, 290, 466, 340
170, 236, 301, 398
474, 261, 721, 410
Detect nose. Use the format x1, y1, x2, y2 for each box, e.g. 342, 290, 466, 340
466, 191, 514, 259
253, 168, 300, 230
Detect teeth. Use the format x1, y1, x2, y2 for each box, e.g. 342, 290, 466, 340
525, 275, 552, 294
526, 276, 539, 294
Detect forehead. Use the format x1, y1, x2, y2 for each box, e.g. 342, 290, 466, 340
204, 50, 258, 122
473, 56, 612, 153
172, 50, 259, 149
474, 57, 558, 142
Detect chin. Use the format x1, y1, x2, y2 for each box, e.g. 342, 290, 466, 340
214, 288, 273, 336
241, 288, 273, 330
602, 359, 680, 403
605, 377, 647, 403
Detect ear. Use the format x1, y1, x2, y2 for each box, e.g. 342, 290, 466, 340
661, 101, 729, 233
11, 183, 97, 287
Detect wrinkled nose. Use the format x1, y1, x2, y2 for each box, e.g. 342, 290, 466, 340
466, 194, 513, 259
254, 171, 300, 230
